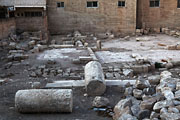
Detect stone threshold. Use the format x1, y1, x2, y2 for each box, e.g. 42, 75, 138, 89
45, 79, 136, 88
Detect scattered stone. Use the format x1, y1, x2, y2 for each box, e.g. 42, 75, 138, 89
114, 73, 121, 79
160, 113, 180, 120
150, 112, 160, 119
165, 63, 173, 69
135, 79, 150, 90
143, 87, 156, 95
31, 82, 41, 89
96, 40, 102, 50
160, 71, 172, 80
123, 69, 133, 77
137, 109, 151, 120
175, 90, 180, 99
162, 87, 175, 100
153, 100, 174, 112
148, 75, 160, 85
140, 98, 156, 110
176, 82, 180, 90
168, 106, 179, 113
131, 104, 140, 117
92, 96, 110, 108
106, 72, 114, 79
0, 79, 6, 85
160, 107, 168, 114
133, 89, 143, 99
118, 114, 137, 120
113, 98, 132, 120
124, 87, 133, 96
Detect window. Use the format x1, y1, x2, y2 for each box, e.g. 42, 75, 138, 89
150, 0, 160, 7
118, 1, 125, 7
87, 1, 98, 8
178, 0, 180, 8
0, 7, 7, 18
25, 12, 42, 17
57, 2, 64, 8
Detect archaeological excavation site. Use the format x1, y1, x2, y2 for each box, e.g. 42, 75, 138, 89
1, 0, 180, 120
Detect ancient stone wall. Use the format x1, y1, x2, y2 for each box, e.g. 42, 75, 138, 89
47, 0, 137, 35
0, 18, 16, 39
137, 0, 180, 30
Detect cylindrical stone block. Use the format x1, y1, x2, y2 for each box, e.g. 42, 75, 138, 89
85, 61, 106, 95
15, 89, 73, 113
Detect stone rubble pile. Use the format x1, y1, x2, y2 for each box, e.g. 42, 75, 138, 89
29, 65, 84, 79
136, 28, 180, 38
112, 70, 180, 120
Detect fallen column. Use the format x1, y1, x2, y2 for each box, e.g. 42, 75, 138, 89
15, 89, 73, 113
85, 61, 106, 95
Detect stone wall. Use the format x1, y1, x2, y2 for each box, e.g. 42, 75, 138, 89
47, 0, 137, 35
15, 8, 48, 38
0, 18, 16, 39
137, 0, 180, 30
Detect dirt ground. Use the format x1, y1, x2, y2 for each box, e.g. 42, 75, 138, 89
0, 34, 180, 120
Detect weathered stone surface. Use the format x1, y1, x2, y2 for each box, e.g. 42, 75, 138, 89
175, 90, 180, 100
105, 72, 114, 79
160, 113, 180, 120
131, 104, 140, 117
140, 98, 156, 110
168, 106, 179, 113
148, 75, 160, 85
137, 109, 151, 120
160, 71, 172, 80
176, 82, 180, 90
162, 88, 174, 100
133, 89, 143, 99
150, 112, 160, 119
123, 69, 133, 77
165, 63, 173, 69
96, 40, 102, 50
84, 61, 106, 96
118, 114, 137, 120
153, 100, 174, 112
124, 87, 133, 96
113, 98, 132, 120
15, 89, 73, 113
92, 96, 110, 108
135, 79, 150, 90
143, 87, 156, 95
31, 82, 41, 89
160, 107, 168, 114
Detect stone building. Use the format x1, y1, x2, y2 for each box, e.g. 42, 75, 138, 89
14, 0, 48, 34
47, 0, 137, 35
0, 0, 15, 39
0, 0, 180, 38
0, 0, 48, 39
137, 0, 180, 30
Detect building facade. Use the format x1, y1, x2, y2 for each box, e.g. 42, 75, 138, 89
137, 0, 180, 30
0, 0, 180, 39
47, 0, 137, 35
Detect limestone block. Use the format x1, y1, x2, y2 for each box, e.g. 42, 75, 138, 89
84, 61, 106, 96
15, 89, 73, 113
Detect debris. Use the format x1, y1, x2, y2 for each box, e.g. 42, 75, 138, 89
113, 98, 132, 120
92, 96, 110, 108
